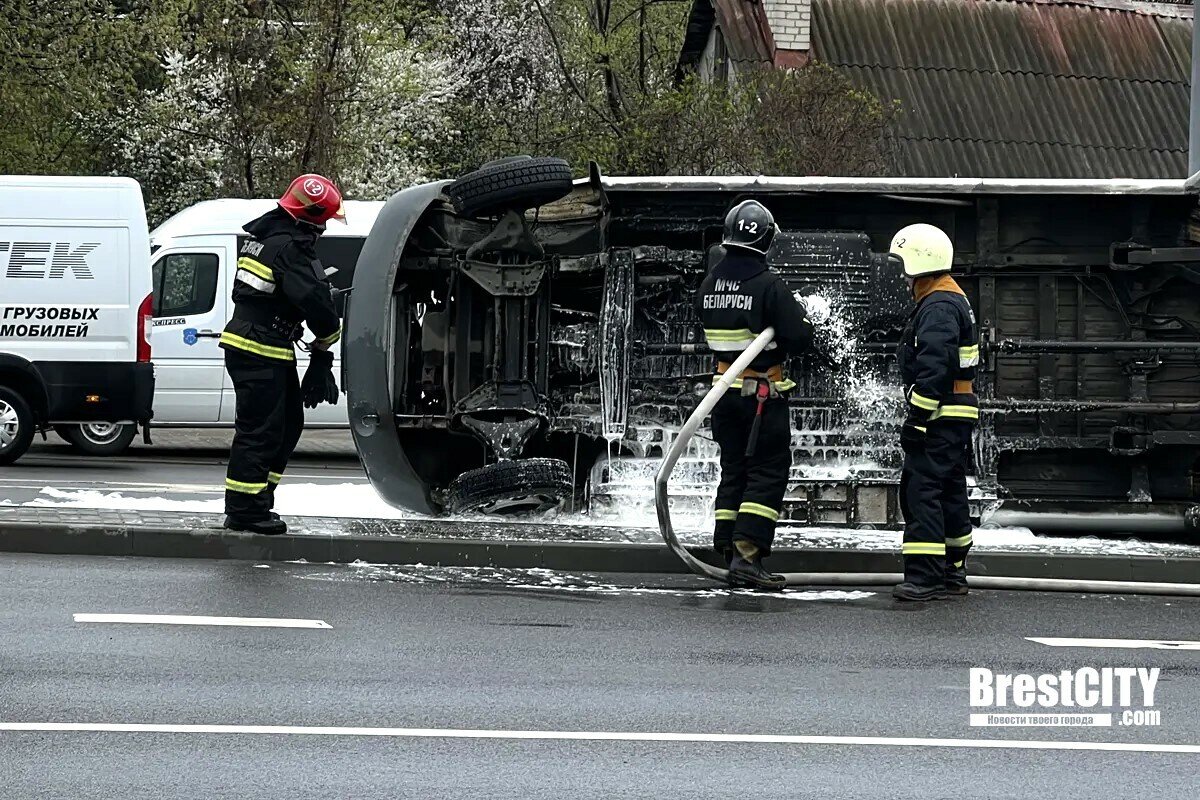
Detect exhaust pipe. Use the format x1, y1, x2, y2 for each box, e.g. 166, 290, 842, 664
983, 508, 1189, 536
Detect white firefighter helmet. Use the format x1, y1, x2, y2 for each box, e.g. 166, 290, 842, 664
889, 223, 953, 278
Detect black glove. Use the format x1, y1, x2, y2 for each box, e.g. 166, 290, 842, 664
900, 418, 927, 454
301, 348, 339, 409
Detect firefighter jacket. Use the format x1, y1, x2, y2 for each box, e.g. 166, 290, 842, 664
220, 207, 342, 362
695, 250, 814, 390
897, 274, 980, 425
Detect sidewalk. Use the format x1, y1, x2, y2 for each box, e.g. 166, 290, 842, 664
3, 504, 1199, 585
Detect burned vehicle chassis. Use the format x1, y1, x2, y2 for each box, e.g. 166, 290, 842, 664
345, 172, 1200, 533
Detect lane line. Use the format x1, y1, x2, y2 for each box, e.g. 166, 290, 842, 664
1028, 637, 1200, 651
73, 614, 331, 629
0, 723, 1195, 753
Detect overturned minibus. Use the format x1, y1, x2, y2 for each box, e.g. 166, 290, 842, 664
344, 157, 1200, 536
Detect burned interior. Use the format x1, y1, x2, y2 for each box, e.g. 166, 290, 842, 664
345, 160, 1200, 531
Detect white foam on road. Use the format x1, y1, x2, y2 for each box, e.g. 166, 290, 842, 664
0, 721, 1194, 754
18, 484, 1200, 558
1028, 637, 1200, 651
26, 483, 429, 520
296, 562, 876, 601
73, 613, 331, 629
29, 488, 218, 513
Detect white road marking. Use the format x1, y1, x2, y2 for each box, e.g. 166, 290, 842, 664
1028, 637, 1200, 651
0, 723, 1194, 753
73, 614, 331, 629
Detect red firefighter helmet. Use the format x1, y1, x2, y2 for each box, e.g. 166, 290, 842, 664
278, 174, 346, 225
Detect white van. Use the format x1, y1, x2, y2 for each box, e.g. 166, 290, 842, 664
51, 198, 382, 455
0, 176, 155, 464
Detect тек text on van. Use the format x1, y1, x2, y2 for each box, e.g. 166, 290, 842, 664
0, 175, 155, 464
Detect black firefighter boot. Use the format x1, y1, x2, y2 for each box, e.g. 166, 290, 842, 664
892, 582, 947, 601
893, 552, 948, 601
223, 515, 287, 535
716, 545, 750, 589
728, 540, 786, 592
944, 560, 969, 597
264, 483, 283, 522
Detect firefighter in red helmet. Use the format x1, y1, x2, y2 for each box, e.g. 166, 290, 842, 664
220, 174, 345, 534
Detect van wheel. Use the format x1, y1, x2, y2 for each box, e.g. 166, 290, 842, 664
445, 156, 573, 218
0, 386, 35, 465
58, 423, 137, 456
446, 458, 574, 516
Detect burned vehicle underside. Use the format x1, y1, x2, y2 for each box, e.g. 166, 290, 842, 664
345, 161, 1200, 535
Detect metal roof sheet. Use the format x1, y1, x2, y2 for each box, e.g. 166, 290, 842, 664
812, 0, 1192, 178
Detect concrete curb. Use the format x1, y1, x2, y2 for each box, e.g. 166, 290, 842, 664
2, 518, 1199, 585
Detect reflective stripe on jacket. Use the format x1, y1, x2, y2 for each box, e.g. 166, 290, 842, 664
695, 250, 813, 377
219, 207, 342, 362
897, 275, 979, 424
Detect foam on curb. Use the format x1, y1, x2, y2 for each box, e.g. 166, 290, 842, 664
2, 508, 1199, 586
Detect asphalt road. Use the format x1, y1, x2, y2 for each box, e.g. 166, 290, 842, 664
2, 553, 1198, 798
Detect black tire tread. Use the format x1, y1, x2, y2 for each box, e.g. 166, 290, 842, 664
447, 457, 573, 515
446, 157, 573, 218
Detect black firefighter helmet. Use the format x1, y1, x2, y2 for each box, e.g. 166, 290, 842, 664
722, 199, 778, 256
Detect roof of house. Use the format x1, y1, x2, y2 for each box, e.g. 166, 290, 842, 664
679, 0, 1194, 178
677, 0, 776, 78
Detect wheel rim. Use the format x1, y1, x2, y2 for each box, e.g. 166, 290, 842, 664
474, 491, 564, 516
0, 399, 20, 450
79, 422, 122, 445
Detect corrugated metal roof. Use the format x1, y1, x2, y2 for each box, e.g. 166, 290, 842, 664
812, 0, 1192, 178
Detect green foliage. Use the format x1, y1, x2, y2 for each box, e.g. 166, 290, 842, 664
0, 0, 164, 174
0, 0, 895, 223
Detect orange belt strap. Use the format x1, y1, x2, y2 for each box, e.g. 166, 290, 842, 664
716, 362, 784, 382
953, 380, 974, 394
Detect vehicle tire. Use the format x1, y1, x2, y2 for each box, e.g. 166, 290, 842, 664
0, 386, 36, 466
446, 457, 575, 516
59, 422, 137, 456
445, 156, 573, 218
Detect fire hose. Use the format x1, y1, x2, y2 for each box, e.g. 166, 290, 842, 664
654, 328, 1200, 596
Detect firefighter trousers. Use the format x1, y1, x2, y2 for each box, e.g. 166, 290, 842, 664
224, 348, 304, 520
899, 420, 974, 587
711, 391, 791, 556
